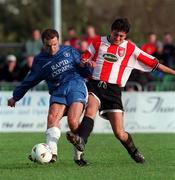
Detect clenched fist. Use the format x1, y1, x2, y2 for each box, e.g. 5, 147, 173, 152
7, 98, 16, 107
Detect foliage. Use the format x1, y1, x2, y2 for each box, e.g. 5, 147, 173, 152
0, 0, 175, 43
0, 0, 52, 42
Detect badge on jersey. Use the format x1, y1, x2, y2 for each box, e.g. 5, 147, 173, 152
103, 53, 118, 62
63, 51, 70, 57
118, 47, 125, 57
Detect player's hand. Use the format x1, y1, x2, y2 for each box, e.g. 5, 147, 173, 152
80, 60, 96, 68
85, 61, 96, 68
7, 98, 16, 107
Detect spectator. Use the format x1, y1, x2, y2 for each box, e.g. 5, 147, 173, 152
82, 24, 100, 45
63, 38, 71, 46
79, 40, 88, 54
152, 41, 164, 60
132, 32, 159, 84
67, 26, 80, 50
160, 32, 175, 83
151, 42, 165, 81
18, 55, 34, 81
141, 32, 157, 55
24, 29, 42, 57
162, 32, 175, 67
0, 54, 19, 82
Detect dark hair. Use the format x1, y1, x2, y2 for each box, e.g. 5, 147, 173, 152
111, 18, 130, 33
68, 26, 76, 31
148, 32, 156, 36
41, 28, 59, 42
164, 32, 171, 36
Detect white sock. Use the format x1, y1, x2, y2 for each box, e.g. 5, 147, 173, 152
46, 127, 61, 155
73, 147, 83, 160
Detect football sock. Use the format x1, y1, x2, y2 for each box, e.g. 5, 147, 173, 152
78, 116, 94, 144
120, 132, 137, 156
73, 147, 83, 160
46, 127, 61, 155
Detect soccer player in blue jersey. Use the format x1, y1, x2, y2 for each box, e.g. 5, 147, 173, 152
7, 28, 89, 164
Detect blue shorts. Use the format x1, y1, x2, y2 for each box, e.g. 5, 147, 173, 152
50, 78, 88, 106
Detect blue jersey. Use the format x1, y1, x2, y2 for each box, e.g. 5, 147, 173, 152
13, 45, 90, 101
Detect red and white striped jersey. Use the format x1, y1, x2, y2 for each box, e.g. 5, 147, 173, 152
81, 36, 159, 87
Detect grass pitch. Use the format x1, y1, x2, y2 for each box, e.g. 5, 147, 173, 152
0, 133, 175, 180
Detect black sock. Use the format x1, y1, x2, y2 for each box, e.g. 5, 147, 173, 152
120, 133, 137, 156
78, 116, 94, 144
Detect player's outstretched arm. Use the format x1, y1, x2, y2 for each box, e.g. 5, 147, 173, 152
158, 64, 175, 75
7, 97, 16, 107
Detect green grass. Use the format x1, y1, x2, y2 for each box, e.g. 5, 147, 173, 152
0, 133, 175, 180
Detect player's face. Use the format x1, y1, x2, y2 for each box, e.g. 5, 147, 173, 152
43, 37, 59, 55
110, 31, 127, 45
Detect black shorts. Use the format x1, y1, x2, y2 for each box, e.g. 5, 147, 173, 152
87, 79, 123, 119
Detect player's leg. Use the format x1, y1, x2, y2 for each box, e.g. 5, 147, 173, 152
66, 78, 98, 166
67, 102, 84, 133
108, 111, 145, 163
78, 94, 99, 143
66, 94, 99, 149
46, 103, 66, 163
76, 79, 100, 145
67, 101, 90, 166
66, 94, 99, 166
66, 101, 85, 150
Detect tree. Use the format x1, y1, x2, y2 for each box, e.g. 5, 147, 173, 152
0, 0, 175, 44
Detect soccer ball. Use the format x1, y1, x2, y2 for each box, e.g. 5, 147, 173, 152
31, 143, 52, 164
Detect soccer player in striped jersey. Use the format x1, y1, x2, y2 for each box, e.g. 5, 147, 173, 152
7, 28, 90, 164
67, 18, 175, 166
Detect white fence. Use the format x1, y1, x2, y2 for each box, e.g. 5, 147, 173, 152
1, 91, 175, 133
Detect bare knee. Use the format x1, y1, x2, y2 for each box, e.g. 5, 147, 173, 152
47, 104, 65, 128
67, 117, 79, 133
47, 113, 59, 128
85, 106, 98, 119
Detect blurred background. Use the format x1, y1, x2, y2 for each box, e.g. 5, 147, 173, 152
1, 0, 175, 42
